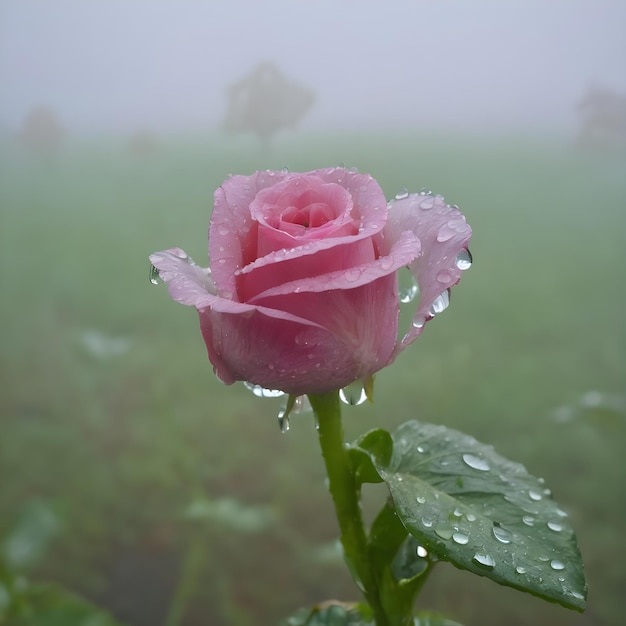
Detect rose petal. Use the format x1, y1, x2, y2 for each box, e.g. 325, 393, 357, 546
384, 193, 472, 353
209, 168, 388, 299
249, 230, 419, 300
201, 275, 399, 395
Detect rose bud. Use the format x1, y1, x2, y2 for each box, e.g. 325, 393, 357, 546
150, 168, 471, 396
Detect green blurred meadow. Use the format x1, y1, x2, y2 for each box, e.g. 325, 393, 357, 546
1, 131, 625, 626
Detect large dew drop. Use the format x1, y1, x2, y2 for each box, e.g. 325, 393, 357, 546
492, 525, 513, 544
398, 268, 419, 304
462, 453, 490, 472
472, 553, 496, 569
149, 264, 163, 285
455, 248, 473, 270
243, 382, 285, 398
429, 290, 450, 316
339, 380, 367, 406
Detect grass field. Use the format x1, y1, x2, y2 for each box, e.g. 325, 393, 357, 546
1, 130, 625, 626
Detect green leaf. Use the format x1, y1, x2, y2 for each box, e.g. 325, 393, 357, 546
355, 420, 587, 612
281, 601, 374, 625
348, 428, 392, 486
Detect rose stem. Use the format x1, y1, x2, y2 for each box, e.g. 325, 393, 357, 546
308, 391, 389, 625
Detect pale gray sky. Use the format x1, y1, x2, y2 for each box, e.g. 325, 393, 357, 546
1, 0, 624, 134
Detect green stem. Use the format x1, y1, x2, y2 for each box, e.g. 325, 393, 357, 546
308, 392, 389, 626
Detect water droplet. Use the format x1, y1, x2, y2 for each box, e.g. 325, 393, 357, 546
452, 507, 463, 518
277, 412, 290, 433
529, 489, 543, 501
421, 515, 435, 528
243, 382, 285, 398
462, 453, 490, 471
412, 316, 426, 329
435, 527, 453, 540
452, 532, 469, 545
437, 269, 454, 283
395, 189, 409, 200
416, 496, 426, 504
455, 248, 473, 270
419, 196, 435, 210
149, 264, 163, 285
515, 566, 527, 574
217, 224, 230, 236
436, 225, 455, 242
416, 546, 428, 558
547, 521, 563, 532
492, 525, 513, 544
400, 282, 418, 303
345, 268, 362, 282
416, 445, 427, 453
466, 513, 477, 522
472, 553, 495, 569
522, 515, 535, 526
418, 188, 432, 196
281, 166, 290, 173
571, 591, 585, 601
339, 380, 367, 405
380, 256, 394, 270
550, 559, 565, 571
429, 290, 450, 316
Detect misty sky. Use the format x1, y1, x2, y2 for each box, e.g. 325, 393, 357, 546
1, 0, 625, 134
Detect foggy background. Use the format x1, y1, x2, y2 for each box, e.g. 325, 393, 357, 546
1, 2, 626, 626
1, 0, 625, 136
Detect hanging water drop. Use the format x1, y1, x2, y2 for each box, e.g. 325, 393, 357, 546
412, 316, 426, 330
550, 559, 565, 571
395, 189, 409, 200
455, 248, 473, 270
339, 380, 367, 405
452, 532, 469, 545
429, 290, 450, 316
472, 553, 496, 569
243, 382, 285, 398
277, 411, 290, 433
149, 264, 163, 285
398, 270, 419, 303
462, 453, 490, 471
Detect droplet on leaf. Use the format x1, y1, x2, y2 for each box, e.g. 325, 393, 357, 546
462, 453, 490, 471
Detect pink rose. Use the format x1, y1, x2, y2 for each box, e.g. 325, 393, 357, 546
150, 168, 471, 396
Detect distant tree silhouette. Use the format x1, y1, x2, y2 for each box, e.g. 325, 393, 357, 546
128, 131, 159, 158
19, 106, 65, 159
576, 84, 626, 151
222, 62, 314, 149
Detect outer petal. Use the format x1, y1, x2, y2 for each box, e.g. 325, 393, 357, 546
201, 274, 399, 395
384, 193, 472, 354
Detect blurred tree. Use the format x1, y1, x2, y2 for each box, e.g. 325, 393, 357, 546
222, 62, 315, 150
576, 84, 626, 151
19, 106, 66, 159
